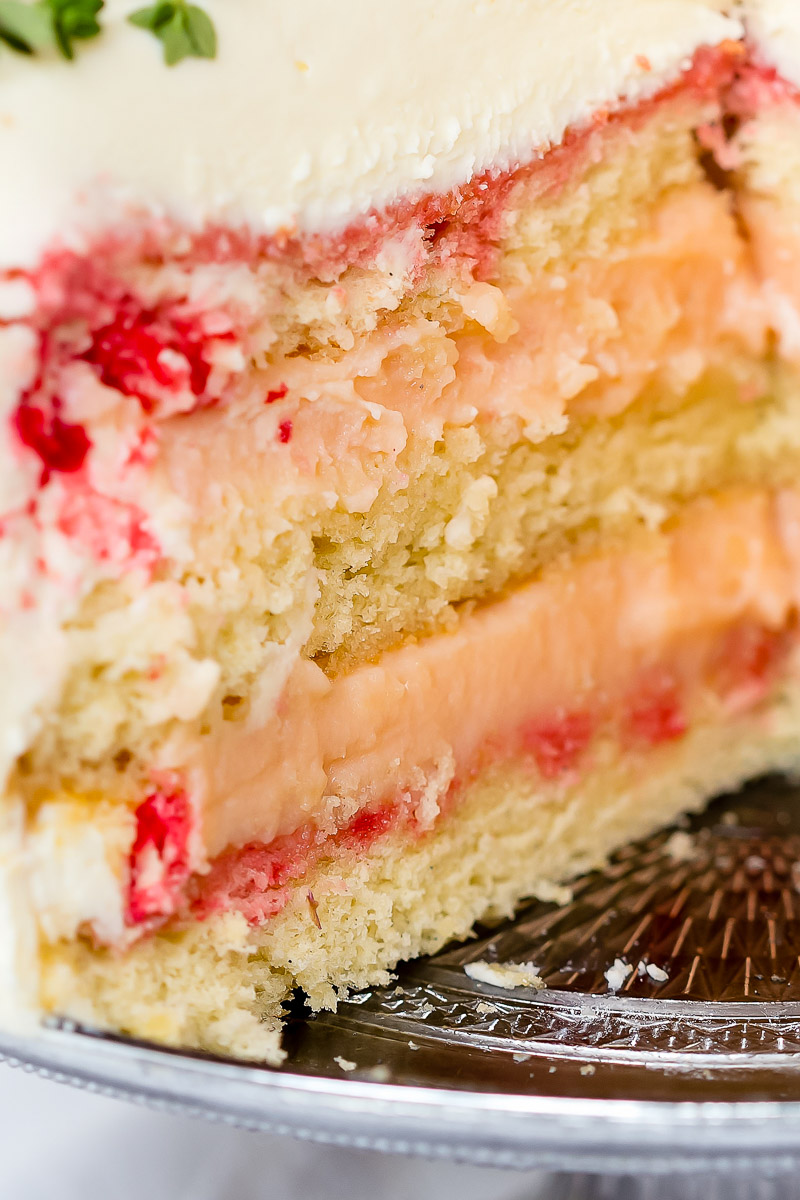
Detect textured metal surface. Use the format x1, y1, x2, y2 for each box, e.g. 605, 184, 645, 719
7, 776, 800, 1172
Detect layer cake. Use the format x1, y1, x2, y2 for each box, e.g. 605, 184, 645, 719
2, 0, 800, 1061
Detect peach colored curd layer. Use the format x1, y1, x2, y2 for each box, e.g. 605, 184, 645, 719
191, 487, 800, 860
160, 172, 766, 524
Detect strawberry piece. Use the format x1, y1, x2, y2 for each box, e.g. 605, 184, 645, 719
344, 804, 395, 846
627, 673, 687, 745
265, 384, 288, 404
83, 299, 213, 412
127, 786, 192, 924
14, 401, 91, 483
521, 711, 593, 779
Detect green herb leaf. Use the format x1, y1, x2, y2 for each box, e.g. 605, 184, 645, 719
128, 0, 215, 65
128, 1, 172, 32
0, 0, 54, 53
41, 0, 103, 59
183, 4, 213, 56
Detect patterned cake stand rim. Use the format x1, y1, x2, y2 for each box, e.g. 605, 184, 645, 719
4, 1024, 800, 1175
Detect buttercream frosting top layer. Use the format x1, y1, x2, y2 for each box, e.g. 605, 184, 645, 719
0, 0, 740, 268
744, 0, 800, 87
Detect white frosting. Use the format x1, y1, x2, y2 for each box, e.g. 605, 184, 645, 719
0, 0, 741, 268
26, 800, 135, 945
744, 0, 800, 86
0, 799, 39, 1033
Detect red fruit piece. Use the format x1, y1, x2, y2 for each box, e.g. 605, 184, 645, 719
14, 401, 91, 484
84, 299, 213, 412
627, 672, 687, 746
278, 419, 293, 444
127, 786, 192, 925
345, 804, 395, 846
521, 711, 593, 779
265, 384, 288, 404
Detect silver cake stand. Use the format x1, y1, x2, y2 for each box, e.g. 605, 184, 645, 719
5, 775, 800, 1175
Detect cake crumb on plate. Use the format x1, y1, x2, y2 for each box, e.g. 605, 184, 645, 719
464, 961, 544, 989
333, 1056, 357, 1072
604, 958, 633, 991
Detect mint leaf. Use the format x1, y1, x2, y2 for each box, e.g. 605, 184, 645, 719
154, 6, 192, 64
128, 1, 172, 31
128, 0, 215, 64
42, 0, 103, 59
183, 4, 213, 56
0, 0, 54, 53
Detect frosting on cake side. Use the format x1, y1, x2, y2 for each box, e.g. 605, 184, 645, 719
0, 0, 740, 267
745, 0, 800, 85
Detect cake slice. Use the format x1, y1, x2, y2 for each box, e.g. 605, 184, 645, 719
3, 0, 800, 1063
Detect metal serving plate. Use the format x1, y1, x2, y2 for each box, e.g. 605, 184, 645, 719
6, 775, 800, 1173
